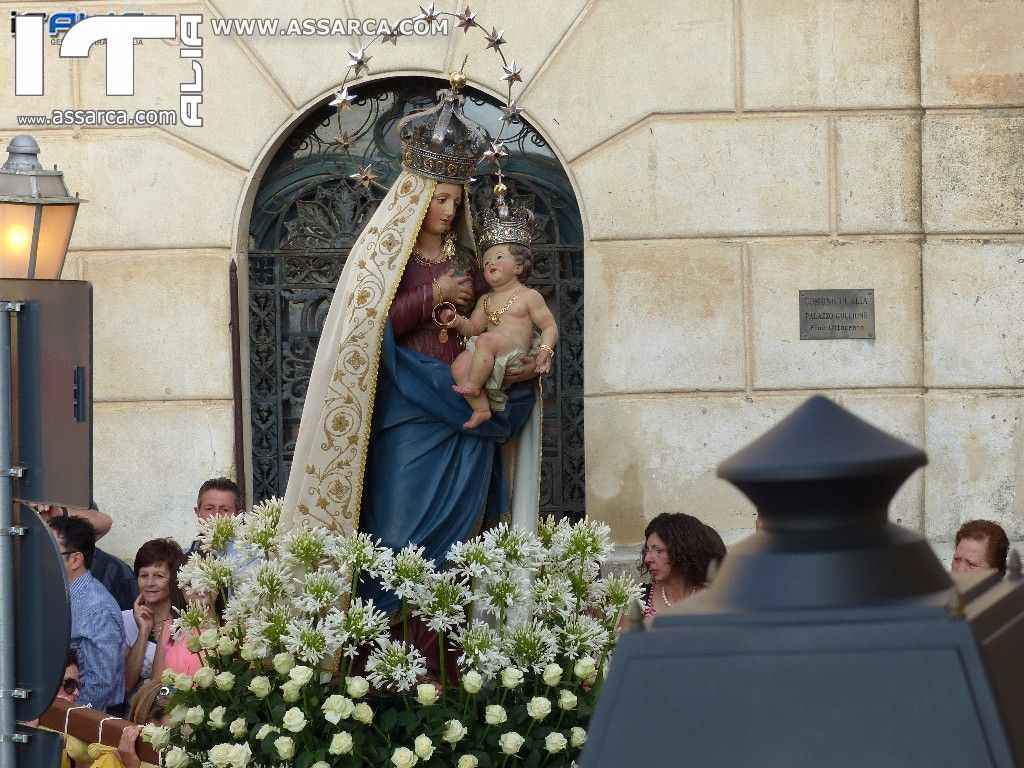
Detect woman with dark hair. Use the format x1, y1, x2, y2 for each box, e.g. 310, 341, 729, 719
123, 539, 186, 696
639, 513, 726, 617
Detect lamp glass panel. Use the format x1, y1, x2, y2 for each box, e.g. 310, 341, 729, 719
0, 202, 39, 278
35, 203, 77, 278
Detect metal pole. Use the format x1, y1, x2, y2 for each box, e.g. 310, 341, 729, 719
0, 305, 16, 767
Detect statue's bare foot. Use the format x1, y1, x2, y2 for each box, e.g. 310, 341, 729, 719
453, 382, 482, 396
463, 409, 492, 430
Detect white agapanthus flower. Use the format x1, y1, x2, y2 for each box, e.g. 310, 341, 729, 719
554, 518, 611, 564
454, 620, 507, 679
365, 638, 428, 692
281, 617, 332, 665
596, 571, 644, 616
332, 532, 393, 580
409, 571, 470, 633
237, 498, 283, 559
336, 598, 390, 658
294, 570, 348, 615
176, 554, 234, 599
447, 538, 503, 580
380, 545, 434, 601
281, 527, 332, 572
483, 523, 542, 570
194, 514, 239, 557
503, 618, 558, 672
558, 614, 611, 659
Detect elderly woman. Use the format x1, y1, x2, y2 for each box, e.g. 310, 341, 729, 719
639, 513, 726, 617
123, 538, 186, 697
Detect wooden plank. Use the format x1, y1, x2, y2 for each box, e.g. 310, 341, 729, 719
37, 699, 160, 763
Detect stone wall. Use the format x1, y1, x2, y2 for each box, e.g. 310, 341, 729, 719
0, 0, 1021, 562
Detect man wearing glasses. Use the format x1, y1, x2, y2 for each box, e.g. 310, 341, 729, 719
48, 515, 126, 714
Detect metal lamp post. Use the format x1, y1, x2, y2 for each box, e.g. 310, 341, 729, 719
0, 135, 82, 767
0, 135, 81, 279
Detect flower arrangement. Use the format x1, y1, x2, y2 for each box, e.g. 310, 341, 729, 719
144, 500, 641, 768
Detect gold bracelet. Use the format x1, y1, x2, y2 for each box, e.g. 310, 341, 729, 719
538, 344, 554, 357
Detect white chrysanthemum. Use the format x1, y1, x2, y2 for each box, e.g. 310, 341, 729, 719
409, 571, 470, 633
294, 570, 348, 615
364, 638, 427, 692
337, 598, 390, 658
380, 545, 434, 601
454, 621, 507, 679
447, 538, 503, 580
558, 614, 610, 659
332, 532, 393, 580
503, 618, 558, 672
483, 523, 542, 570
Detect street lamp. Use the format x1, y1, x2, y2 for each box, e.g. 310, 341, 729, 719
0, 135, 82, 280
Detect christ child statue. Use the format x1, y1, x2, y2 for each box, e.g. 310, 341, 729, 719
442, 234, 557, 430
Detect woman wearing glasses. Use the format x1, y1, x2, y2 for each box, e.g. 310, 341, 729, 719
639, 513, 726, 617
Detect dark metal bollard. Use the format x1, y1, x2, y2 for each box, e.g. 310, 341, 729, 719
582, 395, 1024, 768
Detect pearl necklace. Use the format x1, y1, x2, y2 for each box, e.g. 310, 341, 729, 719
660, 583, 695, 607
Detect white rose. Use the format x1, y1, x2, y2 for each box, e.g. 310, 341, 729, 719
498, 731, 526, 755
328, 731, 354, 755
391, 746, 418, 768
456, 756, 479, 768
413, 734, 434, 760
346, 676, 369, 699
311, 763, 329, 768
248, 675, 271, 698
415, 683, 438, 706
322, 694, 355, 724
216, 634, 237, 655
273, 652, 295, 675
500, 667, 524, 689
140, 724, 170, 749
198, 628, 219, 649
526, 696, 552, 720
184, 706, 204, 726
281, 680, 302, 702
352, 702, 374, 724
168, 705, 188, 725
173, 672, 193, 690
227, 743, 251, 768
282, 707, 307, 733
164, 746, 188, 768
542, 663, 563, 687
274, 736, 295, 760
574, 657, 597, 682
193, 666, 216, 689
160, 669, 177, 686
207, 744, 231, 767
187, 636, 203, 653
558, 689, 578, 711
254, 724, 279, 741
208, 705, 226, 728
215, 671, 236, 692
462, 670, 483, 694
570, 726, 587, 747
442, 719, 468, 744
288, 665, 315, 687
238, 643, 257, 661
545, 731, 568, 753
484, 704, 507, 725
229, 718, 247, 739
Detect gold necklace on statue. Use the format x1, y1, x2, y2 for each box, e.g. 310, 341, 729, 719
411, 248, 448, 267
483, 288, 521, 326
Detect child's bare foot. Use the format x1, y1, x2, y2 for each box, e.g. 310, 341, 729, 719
452, 382, 482, 396
463, 408, 492, 430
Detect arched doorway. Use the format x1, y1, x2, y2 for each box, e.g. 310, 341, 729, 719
247, 76, 584, 520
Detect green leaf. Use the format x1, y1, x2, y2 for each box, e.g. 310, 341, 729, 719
525, 749, 542, 768
381, 708, 399, 731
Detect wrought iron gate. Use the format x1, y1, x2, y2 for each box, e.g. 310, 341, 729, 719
248, 77, 584, 520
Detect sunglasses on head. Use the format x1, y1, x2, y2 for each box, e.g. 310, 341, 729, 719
62, 677, 80, 695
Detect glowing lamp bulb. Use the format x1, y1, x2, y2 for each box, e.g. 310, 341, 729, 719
4, 225, 29, 252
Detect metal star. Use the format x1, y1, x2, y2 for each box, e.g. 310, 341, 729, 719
346, 46, 372, 76
416, 3, 440, 24
350, 165, 377, 189
329, 88, 356, 111
484, 27, 507, 52
456, 6, 478, 32
483, 140, 509, 163
501, 60, 523, 85
380, 21, 402, 45
501, 100, 523, 124
333, 132, 354, 151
